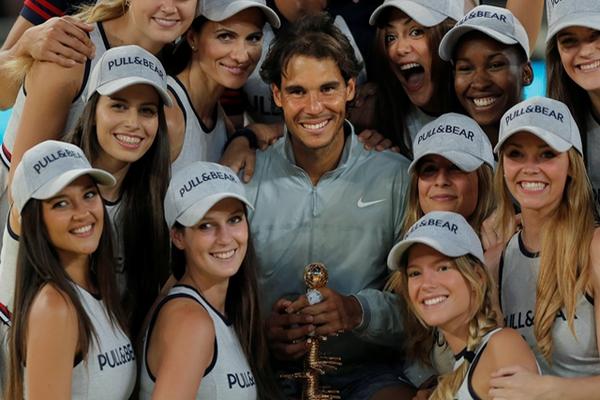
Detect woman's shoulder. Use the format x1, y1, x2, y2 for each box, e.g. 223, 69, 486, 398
153, 295, 215, 343
27, 283, 79, 347
484, 328, 538, 371
29, 283, 77, 321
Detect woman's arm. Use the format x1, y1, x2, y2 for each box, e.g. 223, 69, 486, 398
148, 298, 215, 400
470, 328, 538, 400
506, 0, 544, 53
7, 59, 84, 196
0, 16, 94, 110
25, 284, 79, 400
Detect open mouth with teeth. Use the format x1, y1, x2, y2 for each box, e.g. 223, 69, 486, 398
211, 249, 236, 260
422, 295, 448, 307
152, 17, 179, 28
221, 63, 249, 76
300, 119, 330, 131
519, 181, 547, 192
71, 224, 93, 237
578, 59, 600, 72
398, 62, 426, 91
115, 134, 142, 148
471, 96, 499, 108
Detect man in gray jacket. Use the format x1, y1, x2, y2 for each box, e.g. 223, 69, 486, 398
244, 13, 416, 400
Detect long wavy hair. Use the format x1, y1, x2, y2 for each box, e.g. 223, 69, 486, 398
387, 254, 500, 399
171, 218, 281, 399
65, 92, 171, 339
546, 37, 594, 152
494, 148, 596, 360
6, 197, 125, 400
402, 164, 495, 235
373, 12, 458, 157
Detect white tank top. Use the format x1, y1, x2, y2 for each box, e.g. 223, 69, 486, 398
454, 328, 502, 400
168, 76, 228, 173
139, 285, 257, 400
500, 232, 600, 376
24, 284, 136, 399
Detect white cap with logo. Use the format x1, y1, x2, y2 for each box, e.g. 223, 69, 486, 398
201, 0, 281, 28
387, 211, 484, 270
86, 45, 172, 107
410, 112, 494, 174
164, 161, 253, 229
439, 5, 529, 61
546, 0, 600, 42
12, 140, 115, 214
369, 0, 463, 27
495, 96, 582, 154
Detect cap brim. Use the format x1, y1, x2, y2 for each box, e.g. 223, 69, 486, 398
387, 237, 470, 270
547, 14, 600, 42
33, 168, 116, 200
439, 25, 520, 61
409, 150, 487, 174
176, 193, 254, 228
94, 77, 173, 107
494, 126, 573, 154
370, 2, 448, 27
206, 1, 281, 29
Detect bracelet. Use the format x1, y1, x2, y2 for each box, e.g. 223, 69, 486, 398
226, 127, 258, 150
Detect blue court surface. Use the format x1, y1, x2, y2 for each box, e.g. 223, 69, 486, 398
0, 61, 548, 141
0, 109, 9, 143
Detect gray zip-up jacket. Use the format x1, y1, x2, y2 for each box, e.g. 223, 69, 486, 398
246, 123, 410, 366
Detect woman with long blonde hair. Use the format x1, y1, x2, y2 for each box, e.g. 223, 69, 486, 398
387, 211, 538, 400
490, 96, 600, 398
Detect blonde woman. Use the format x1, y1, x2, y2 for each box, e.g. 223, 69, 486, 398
387, 211, 538, 400
491, 96, 600, 399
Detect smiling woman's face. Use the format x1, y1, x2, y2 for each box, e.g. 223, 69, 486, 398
453, 33, 530, 130
190, 8, 265, 89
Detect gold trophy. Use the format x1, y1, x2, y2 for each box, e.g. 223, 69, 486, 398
281, 263, 342, 400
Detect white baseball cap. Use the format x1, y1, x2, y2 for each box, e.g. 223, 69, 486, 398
439, 5, 529, 61
369, 0, 463, 27
86, 45, 172, 107
495, 96, 582, 154
546, 0, 600, 42
410, 113, 494, 174
12, 141, 115, 214
164, 161, 253, 228
387, 211, 484, 270
201, 0, 281, 28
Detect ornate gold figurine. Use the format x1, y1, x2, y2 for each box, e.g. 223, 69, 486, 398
281, 263, 342, 400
